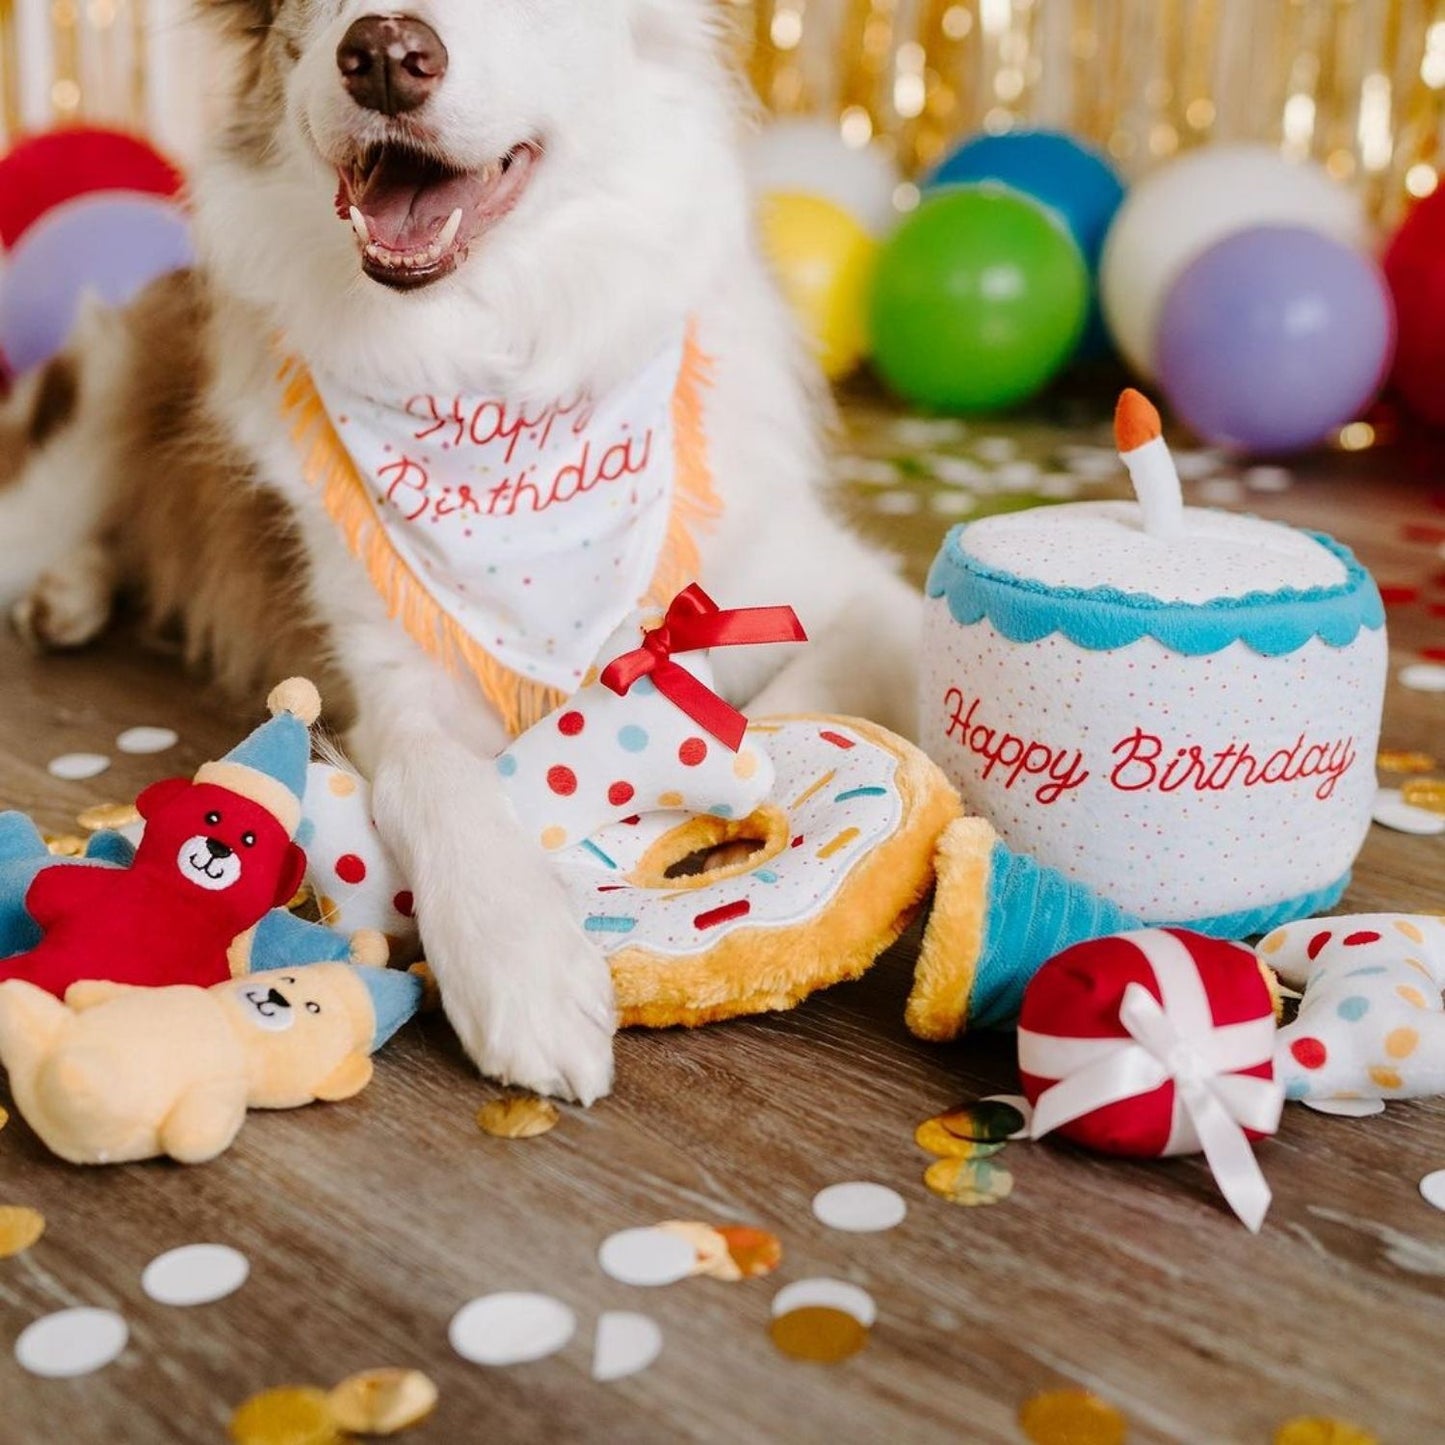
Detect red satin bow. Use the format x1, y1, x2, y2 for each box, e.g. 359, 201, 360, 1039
600, 584, 807, 751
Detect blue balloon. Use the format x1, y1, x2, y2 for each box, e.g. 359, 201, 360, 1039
0, 192, 193, 374
926, 129, 1125, 357
1156, 224, 1395, 455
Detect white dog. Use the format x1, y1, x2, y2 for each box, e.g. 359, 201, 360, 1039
0, 0, 920, 1102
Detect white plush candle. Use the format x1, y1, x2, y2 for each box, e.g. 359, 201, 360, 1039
1116, 389, 1185, 541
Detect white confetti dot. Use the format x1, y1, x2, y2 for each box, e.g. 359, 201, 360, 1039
1194, 477, 1245, 506
1302, 1097, 1387, 1118
892, 416, 968, 447
835, 456, 898, 486
1372, 788, 1445, 836
449, 1292, 575, 1366
1172, 449, 1228, 480
47, 753, 110, 782
1036, 474, 1082, 500
928, 456, 985, 487
1243, 465, 1292, 493
812, 1181, 907, 1233
15, 1308, 128, 1378
597, 1227, 697, 1287
1420, 1169, 1445, 1211
771, 1277, 877, 1327
592, 1311, 663, 1382
973, 436, 1017, 464
142, 1244, 249, 1307
872, 489, 921, 516
981, 1094, 1034, 1138
1400, 663, 1445, 693
931, 489, 977, 516
116, 726, 179, 755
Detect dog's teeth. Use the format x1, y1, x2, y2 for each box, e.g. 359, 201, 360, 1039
349, 206, 371, 245
437, 207, 463, 250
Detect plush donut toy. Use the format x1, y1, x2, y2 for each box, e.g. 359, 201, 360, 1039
304, 585, 1141, 1030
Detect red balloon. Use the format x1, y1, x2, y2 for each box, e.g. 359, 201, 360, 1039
1383, 187, 1445, 428
0, 126, 184, 250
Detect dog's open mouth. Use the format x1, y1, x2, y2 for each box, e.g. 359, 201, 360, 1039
335, 139, 541, 290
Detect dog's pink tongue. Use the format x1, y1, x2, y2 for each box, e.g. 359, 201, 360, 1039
355, 160, 484, 252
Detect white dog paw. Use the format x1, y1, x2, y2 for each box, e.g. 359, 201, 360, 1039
11, 546, 113, 652
430, 902, 617, 1105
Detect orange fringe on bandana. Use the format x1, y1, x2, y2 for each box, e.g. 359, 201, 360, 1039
278, 330, 721, 736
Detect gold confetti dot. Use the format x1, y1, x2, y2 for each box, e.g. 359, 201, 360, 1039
228, 1386, 341, 1445
924, 1157, 1015, 1206
1258, 930, 1287, 955
1377, 751, 1437, 776
768, 1306, 868, 1363
476, 1095, 560, 1140
43, 834, 86, 858
937, 1100, 1027, 1142
0, 1206, 45, 1258
328, 1368, 438, 1436
540, 825, 567, 850
658, 791, 684, 808
0, 1104, 8, 1130
914, 1118, 1007, 1160
326, 771, 358, 797
1273, 1417, 1378, 1445
286, 882, 314, 913
408, 961, 441, 1013
732, 750, 759, 779
1019, 1388, 1128, 1445
717, 1225, 783, 1279
1368, 1065, 1403, 1091
76, 801, 140, 832
1402, 779, 1445, 814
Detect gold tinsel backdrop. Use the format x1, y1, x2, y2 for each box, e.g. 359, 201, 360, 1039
0, 0, 1442, 222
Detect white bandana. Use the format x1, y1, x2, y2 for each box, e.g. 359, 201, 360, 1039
284, 328, 717, 730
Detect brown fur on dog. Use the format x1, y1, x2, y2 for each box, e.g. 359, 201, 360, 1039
99, 272, 352, 719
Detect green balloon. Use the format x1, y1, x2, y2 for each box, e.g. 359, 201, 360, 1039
869, 186, 1089, 412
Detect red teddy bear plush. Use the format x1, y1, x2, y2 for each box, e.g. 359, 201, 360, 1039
0, 679, 320, 998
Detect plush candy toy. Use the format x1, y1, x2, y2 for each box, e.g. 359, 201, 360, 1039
0, 962, 422, 1164
1265, 913, 1445, 1104
305, 585, 1147, 1030
0, 679, 385, 997
1018, 928, 1284, 1231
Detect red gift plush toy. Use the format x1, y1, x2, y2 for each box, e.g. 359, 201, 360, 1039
0, 680, 321, 997
1017, 928, 1283, 1231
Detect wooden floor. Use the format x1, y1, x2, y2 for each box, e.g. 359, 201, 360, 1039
3, 388, 1444, 1445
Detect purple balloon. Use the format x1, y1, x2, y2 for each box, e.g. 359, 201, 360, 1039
1156, 224, 1394, 454
0, 192, 193, 374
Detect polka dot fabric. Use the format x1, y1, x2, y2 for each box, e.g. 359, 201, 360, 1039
300, 762, 418, 948
495, 637, 776, 854
1266, 914, 1445, 1103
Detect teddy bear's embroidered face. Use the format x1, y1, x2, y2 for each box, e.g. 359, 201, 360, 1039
218, 965, 376, 1107
134, 780, 307, 922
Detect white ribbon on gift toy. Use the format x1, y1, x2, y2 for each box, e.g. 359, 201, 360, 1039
1017, 929, 1283, 1233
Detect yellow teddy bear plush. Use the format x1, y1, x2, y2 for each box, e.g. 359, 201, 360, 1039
0, 962, 422, 1165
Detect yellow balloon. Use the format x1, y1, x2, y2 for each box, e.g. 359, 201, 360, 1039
759, 191, 877, 380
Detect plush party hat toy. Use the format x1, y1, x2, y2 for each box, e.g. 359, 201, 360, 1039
194, 677, 320, 838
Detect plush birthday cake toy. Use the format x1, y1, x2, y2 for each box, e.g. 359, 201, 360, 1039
306, 584, 1152, 1030
0, 961, 422, 1165
1265, 913, 1445, 1105
1018, 928, 1284, 1231
0, 679, 385, 997
920, 390, 1387, 1004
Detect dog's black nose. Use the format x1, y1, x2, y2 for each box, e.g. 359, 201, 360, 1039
204, 838, 234, 860
337, 14, 448, 116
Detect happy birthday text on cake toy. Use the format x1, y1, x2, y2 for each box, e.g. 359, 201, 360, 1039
942, 687, 1359, 804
